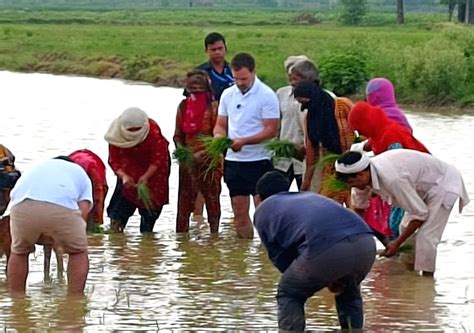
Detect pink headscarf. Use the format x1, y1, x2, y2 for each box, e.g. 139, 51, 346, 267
366, 78, 412, 133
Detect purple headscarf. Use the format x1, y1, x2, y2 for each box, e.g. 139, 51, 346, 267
366, 78, 412, 133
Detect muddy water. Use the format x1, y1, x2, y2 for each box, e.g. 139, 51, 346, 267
0, 71, 473, 331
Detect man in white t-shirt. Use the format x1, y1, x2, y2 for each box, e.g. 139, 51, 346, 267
8, 156, 93, 294
214, 52, 280, 239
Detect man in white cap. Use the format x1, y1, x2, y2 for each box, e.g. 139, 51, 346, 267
273, 55, 308, 189
335, 150, 469, 276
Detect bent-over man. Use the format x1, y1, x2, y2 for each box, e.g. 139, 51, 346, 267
335, 150, 469, 276
254, 171, 376, 331
8, 156, 92, 294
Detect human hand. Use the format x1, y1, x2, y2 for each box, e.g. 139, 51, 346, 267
122, 174, 136, 188
293, 144, 306, 161
382, 241, 400, 257
137, 175, 149, 185
230, 138, 246, 152
192, 150, 207, 163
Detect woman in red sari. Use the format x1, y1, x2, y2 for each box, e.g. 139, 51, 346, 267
68, 149, 108, 227
174, 69, 222, 233
105, 107, 170, 233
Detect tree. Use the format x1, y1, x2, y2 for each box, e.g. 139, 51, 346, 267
397, 0, 405, 24
340, 0, 367, 25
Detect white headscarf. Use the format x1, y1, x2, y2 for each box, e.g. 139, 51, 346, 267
284, 55, 309, 74
335, 152, 371, 174
104, 107, 150, 148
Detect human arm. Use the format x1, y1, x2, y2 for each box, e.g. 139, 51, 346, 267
382, 219, 423, 256
138, 165, 158, 184
79, 200, 92, 221
213, 115, 228, 138
108, 145, 135, 187
301, 135, 319, 191
230, 118, 279, 152
173, 101, 186, 147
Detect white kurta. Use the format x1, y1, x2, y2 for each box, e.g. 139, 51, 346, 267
351, 149, 470, 272
274, 85, 305, 175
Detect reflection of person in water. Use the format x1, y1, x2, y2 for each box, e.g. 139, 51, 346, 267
108, 234, 162, 280
8, 294, 87, 331
362, 259, 438, 330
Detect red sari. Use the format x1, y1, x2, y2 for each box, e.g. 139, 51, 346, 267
108, 119, 170, 209
173, 95, 222, 233
69, 149, 108, 224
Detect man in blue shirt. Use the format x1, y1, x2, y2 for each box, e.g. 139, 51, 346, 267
196, 32, 234, 102
254, 171, 376, 331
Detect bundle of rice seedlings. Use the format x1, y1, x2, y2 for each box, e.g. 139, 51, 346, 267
265, 139, 295, 159
137, 183, 154, 212
172, 144, 193, 166
322, 175, 349, 193
316, 153, 348, 193
200, 135, 232, 178
315, 153, 342, 171
398, 243, 414, 253
87, 222, 104, 234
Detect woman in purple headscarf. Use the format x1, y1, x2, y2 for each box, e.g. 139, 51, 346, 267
366, 78, 412, 133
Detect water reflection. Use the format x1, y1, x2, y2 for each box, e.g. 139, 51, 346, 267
0, 71, 473, 330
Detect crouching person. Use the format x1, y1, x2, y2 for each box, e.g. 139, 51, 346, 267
0, 144, 21, 215
69, 149, 108, 230
104, 107, 170, 233
253, 171, 376, 331
8, 156, 92, 295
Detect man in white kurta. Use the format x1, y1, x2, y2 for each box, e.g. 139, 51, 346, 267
334, 149, 469, 274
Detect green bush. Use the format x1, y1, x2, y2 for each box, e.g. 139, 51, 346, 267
397, 38, 467, 104
319, 52, 369, 97
340, 0, 367, 25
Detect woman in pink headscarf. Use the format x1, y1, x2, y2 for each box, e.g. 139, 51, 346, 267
366, 78, 412, 133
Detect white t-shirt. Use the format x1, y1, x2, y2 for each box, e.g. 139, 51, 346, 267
10, 159, 93, 210
218, 76, 280, 162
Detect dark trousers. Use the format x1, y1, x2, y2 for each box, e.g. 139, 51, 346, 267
107, 178, 163, 233
277, 234, 376, 330
276, 165, 302, 190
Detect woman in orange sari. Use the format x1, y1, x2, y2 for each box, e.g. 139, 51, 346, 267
174, 70, 222, 233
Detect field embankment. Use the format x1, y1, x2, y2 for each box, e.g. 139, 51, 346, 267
0, 9, 472, 106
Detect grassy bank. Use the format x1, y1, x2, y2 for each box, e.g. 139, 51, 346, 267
0, 9, 472, 106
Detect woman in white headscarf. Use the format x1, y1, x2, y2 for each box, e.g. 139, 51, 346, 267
105, 107, 170, 233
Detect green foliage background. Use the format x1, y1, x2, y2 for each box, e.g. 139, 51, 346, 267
0, 8, 472, 106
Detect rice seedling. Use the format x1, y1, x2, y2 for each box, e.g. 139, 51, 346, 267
87, 222, 104, 234
322, 175, 349, 193
398, 243, 414, 253
172, 144, 193, 166
137, 183, 153, 212
200, 135, 232, 178
316, 153, 349, 193
265, 139, 295, 159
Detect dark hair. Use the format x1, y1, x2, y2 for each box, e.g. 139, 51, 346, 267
204, 32, 227, 50
231, 53, 256, 72
256, 171, 290, 200
185, 69, 212, 91
54, 155, 75, 163
335, 151, 368, 182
